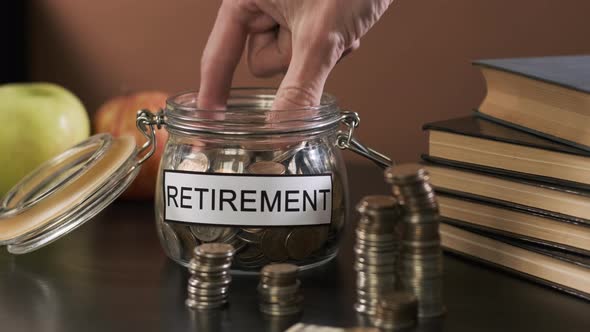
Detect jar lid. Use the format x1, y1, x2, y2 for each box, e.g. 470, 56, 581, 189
0, 134, 140, 254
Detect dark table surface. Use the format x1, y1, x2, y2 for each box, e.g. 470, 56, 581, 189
1, 164, 588, 332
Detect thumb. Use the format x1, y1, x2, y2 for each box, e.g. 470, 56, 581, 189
272, 34, 344, 110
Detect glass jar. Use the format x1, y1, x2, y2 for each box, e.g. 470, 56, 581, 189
137, 88, 391, 272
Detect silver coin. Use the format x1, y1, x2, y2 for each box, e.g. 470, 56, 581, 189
187, 285, 229, 297
170, 223, 200, 260
186, 298, 227, 310
257, 281, 301, 296
188, 276, 232, 289
178, 151, 210, 172
160, 222, 182, 260
217, 227, 239, 243
190, 225, 225, 242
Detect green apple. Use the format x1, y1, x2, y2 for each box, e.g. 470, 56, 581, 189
0, 83, 90, 197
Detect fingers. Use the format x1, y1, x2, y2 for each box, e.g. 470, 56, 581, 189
339, 39, 360, 62
272, 34, 345, 110
247, 27, 292, 78
198, 2, 249, 110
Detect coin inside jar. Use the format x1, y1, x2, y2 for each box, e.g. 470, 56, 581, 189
248, 161, 286, 175
260, 228, 291, 262
178, 151, 210, 172
161, 222, 182, 259
285, 228, 323, 260
190, 225, 225, 242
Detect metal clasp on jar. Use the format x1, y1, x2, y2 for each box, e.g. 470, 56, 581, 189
336, 111, 393, 169
135, 109, 165, 166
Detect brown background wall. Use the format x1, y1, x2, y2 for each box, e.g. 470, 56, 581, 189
29, 0, 590, 165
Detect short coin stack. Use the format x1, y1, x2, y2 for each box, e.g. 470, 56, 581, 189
372, 291, 418, 330
286, 323, 379, 332
385, 164, 445, 318
353, 195, 401, 315
258, 263, 303, 316
186, 243, 234, 310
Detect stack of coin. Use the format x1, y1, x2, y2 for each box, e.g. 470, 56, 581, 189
384, 164, 445, 318
186, 243, 234, 310
258, 263, 303, 316
286, 323, 379, 332
353, 195, 401, 315
372, 291, 418, 330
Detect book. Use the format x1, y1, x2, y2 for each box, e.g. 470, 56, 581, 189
437, 194, 590, 255
440, 223, 590, 300
475, 55, 590, 150
423, 115, 590, 189
422, 162, 590, 223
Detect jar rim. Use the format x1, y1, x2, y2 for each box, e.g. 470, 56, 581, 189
163, 87, 343, 137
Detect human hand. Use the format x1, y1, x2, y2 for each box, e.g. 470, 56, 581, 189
198, 0, 393, 110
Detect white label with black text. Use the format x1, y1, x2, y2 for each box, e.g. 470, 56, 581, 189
163, 171, 333, 226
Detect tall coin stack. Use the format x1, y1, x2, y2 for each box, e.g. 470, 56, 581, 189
258, 264, 303, 316
384, 163, 445, 318
353, 195, 401, 315
186, 243, 234, 310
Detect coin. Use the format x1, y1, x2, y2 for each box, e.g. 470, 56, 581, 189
260, 228, 291, 262
188, 276, 232, 289
190, 225, 225, 242
186, 298, 227, 310
285, 228, 321, 260
384, 164, 428, 185
217, 227, 239, 243
237, 230, 263, 244
258, 264, 303, 317
372, 291, 418, 330
178, 151, 210, 172
160, 222, 182, 259
194, 243, 235, 259
248, 161, 286, 175
261, 263, 299, 278
237, 245, 265, 260
258, 282, 301, 296
186, 242, 235, 311
356, 195, 398, 214
242, 227, 264, 233
171, 223, 200, 259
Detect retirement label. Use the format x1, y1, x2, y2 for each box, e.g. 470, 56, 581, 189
163, 170, 333, 226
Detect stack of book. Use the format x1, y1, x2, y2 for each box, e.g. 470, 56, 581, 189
422, 55, 590, 300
